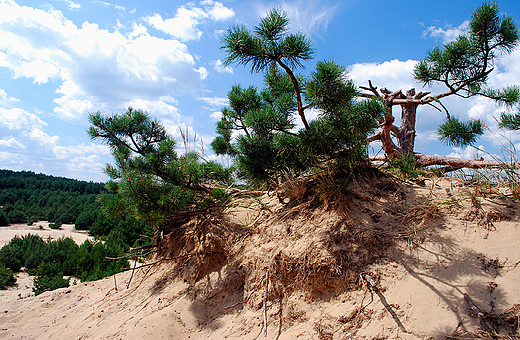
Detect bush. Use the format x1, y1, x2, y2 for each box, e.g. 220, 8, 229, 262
0, 263, 15, 289
33, 274, 68, 295
49, 223, 61, 229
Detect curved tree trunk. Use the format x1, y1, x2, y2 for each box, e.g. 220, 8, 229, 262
398, 89, 419, 154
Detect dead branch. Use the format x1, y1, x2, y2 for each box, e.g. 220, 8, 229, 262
415, 153, 520, 169
120, 254, 193, 272
263, 271, 269, 337
464, 293, 485, 318
359, 80, 381, 98
223, 291, 255, 309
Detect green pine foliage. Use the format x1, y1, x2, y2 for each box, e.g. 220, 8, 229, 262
437, 118, 484, 147
0, 169, 105, 226
0, 263, 15, 289
500, 111, 520, 131
0, 233, 129, 292
414, 2, 519, 148
217, 9, 385, 183
88, 108, 233, 232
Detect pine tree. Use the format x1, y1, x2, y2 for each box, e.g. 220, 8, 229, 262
217, 10, 385, 182
88, 108, 232, 231
362, 2, 519, 165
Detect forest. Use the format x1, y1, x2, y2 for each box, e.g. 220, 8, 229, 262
0, 169, 152, 294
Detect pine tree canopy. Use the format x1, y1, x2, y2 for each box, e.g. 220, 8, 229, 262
89, 108, 233, 228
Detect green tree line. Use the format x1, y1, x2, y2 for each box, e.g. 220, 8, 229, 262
0, 169, 104, 226
0, 233, 128, 294
0, 169, 153, 293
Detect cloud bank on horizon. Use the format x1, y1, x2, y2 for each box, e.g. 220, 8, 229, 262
0, 0, 519, 181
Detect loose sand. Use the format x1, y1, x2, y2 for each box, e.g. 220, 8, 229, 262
0, 178, 519, 339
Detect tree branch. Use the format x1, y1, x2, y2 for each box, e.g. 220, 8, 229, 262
414, 153, 520, 169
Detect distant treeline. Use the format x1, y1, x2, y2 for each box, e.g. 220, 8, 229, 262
0, 169, 149, 245
0, 169, 104, 227
0, 169, 153, 293
0, 233, 129, 294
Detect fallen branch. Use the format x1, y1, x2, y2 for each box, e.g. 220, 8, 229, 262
415, 153, 520, 170
223, 291, 255, 309
120, 254, 192, 272
263, 271, 269, 337
370, 153, 520, 171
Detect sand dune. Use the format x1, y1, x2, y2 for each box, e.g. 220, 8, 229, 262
1, 179, 519, 339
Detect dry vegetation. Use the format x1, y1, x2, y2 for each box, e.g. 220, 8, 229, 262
2, 169, 520, 340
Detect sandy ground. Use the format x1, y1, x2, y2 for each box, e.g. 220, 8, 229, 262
0, 179, 519, 339
0, 221, 92, 247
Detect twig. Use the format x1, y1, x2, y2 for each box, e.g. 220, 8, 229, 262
223, 291, 255, 309
464, 293, 485, 317
127, 255, 138, 289
113, 273, 118, 291
129, 244, 157, 252
263, 271, 269, 337
120, 254, 192, 271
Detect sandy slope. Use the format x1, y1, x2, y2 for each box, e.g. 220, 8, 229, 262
0, 221, 92, 247
1, 179, 519, 339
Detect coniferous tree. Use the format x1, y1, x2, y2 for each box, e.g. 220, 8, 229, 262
88, 108, 232, 232
362, 2, 519, 164
216, 9, 385, 182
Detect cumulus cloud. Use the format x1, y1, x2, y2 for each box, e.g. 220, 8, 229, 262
422, 20, 469, 43
25, 128, 59, 146
211, 59, 233, 74
0, 137, 26, 149
0, 107, 47, 130
145, 1, 234, 41
0, 0, 207, 121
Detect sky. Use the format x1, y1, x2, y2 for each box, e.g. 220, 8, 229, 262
1, 0, 520, 182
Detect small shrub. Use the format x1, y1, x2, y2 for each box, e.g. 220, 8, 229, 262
0, 263, 15, 289
49, 223, 61, 230
33, 275, 68, 295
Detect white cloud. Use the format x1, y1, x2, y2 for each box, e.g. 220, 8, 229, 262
349, 59, 417, 90
198, 96, 228, 107
254, 0, 339, 36
64, 0, 80, 10
0, 89, 19, 103
210, 111, 222, 121
25, 128, 59, 146
211, 59, 233, 74
422, 20, 469, 43
68, 155, 103, 172
127, 99, 181, 119
0, 137, 26, 149
447, 145, 492, 160
0, 107, 47, 130
206, 1, 234, 21
53, 143, 109, 159
0, 0, 206, 120
145, 1, 234, 42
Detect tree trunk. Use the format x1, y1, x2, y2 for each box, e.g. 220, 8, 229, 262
398, 89, 419, 154
415, 153, 520, 170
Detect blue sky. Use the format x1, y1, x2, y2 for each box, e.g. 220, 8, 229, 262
1, 0, 519, 182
